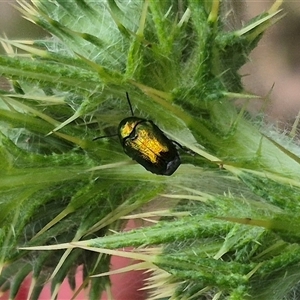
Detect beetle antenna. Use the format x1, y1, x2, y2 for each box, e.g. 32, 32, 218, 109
126, 92, 134, 116
93, 133, 118, 141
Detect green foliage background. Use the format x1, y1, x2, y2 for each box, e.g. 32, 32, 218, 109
1, 0, 300, 299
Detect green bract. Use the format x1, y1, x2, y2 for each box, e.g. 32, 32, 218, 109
1, 1, 298, 299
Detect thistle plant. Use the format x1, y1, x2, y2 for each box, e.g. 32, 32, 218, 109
1, 0, 299, 299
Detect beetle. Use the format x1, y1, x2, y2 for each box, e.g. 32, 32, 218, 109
94, 93, 181, 175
